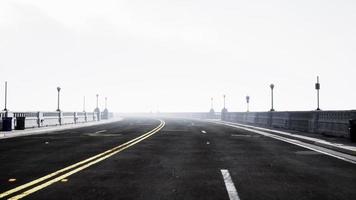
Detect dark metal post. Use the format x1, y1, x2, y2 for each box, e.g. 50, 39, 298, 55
56, 87, 61, 112
270, 84, 275, 111
246, 95, 250, 112
4, 81, 8, 111
315, 76, 321, 110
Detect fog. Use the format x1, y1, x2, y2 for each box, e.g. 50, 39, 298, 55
0, 0, 355, 112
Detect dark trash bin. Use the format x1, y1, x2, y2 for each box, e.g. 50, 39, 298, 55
15, 117, 26, 130
350, 119, 356, 142
2, 117, 13, 131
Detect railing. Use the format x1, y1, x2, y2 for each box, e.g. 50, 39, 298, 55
222, 110, 356, 138
155, 112, 221, 120
1, 111, 113, 131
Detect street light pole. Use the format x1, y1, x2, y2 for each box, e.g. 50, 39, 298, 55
211, 97, 213, 110
96, 94, 99, 109
83, 96, 86, 112
270, 84, 275, 111
223, 95, 226, 109
246, 95, 250, 112
56, 87, 61, 112
4, 81, 8, 111
315, 76, 321, 111
105, 97, 107, 109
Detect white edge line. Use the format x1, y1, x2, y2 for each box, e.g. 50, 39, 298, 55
221, 169, 241, 200
217, 122, 356, 164
222, 121, 356, 151
95, 130, 107, 134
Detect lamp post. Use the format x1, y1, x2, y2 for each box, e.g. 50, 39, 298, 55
315, 76, 321, 111
246, 95, 250, 112
83, 96, 86, 112
3, 81, 8, 111
211, 97, 214, 110
270, 84, 275, 111
105, 97, 107, 109
56, 87, 61, 112
94, 94, 100, 121
96, 94, 99, 109
221, 94, 228, 120
223, 94, 226, 109
209, 97, 215, 114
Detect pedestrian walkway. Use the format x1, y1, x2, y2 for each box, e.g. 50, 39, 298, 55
0, 118, 122, 139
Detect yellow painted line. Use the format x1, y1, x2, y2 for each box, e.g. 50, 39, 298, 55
1, 120, 165, 199
0, 120, 163, 198
0, 122, 162, 198
9, 122, 164, 200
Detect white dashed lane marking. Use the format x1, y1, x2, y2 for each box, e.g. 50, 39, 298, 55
221, 169, 241, 200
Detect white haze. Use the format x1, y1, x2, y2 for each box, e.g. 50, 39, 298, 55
0, 0, 355, 113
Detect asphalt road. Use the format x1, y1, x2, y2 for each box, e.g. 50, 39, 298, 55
0, 117, 355, 200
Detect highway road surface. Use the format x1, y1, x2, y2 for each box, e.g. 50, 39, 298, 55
0, 117, 355, 200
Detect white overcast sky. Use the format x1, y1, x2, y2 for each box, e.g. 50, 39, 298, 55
0, 0, 355, 112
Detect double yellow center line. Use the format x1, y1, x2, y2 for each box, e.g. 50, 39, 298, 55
0, 119, 165, 200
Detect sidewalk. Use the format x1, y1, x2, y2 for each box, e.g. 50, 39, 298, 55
213, 120, 356, 156
0, 118, 123, 140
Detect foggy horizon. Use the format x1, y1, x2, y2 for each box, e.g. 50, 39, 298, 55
1, 0, 356, 113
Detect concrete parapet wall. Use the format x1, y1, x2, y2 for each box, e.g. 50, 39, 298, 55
150, 110, 355, 138
76, 112, 87, 123
156, 112, 221, 119
118, 112, 221, 120
86, 112, 97, 122
223, 110, 356, 138
162, 112, 207, 119
1, 111, 113, 131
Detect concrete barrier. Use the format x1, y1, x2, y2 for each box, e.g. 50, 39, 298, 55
75, 112, 86, 123
222, 110, 356, 138
62, 112, 75, 125
117, 110, 356, 139
0, 111, 112, 131
155, 112, 221, 120
144, 110, 355, 139
0, 112, 5, 130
